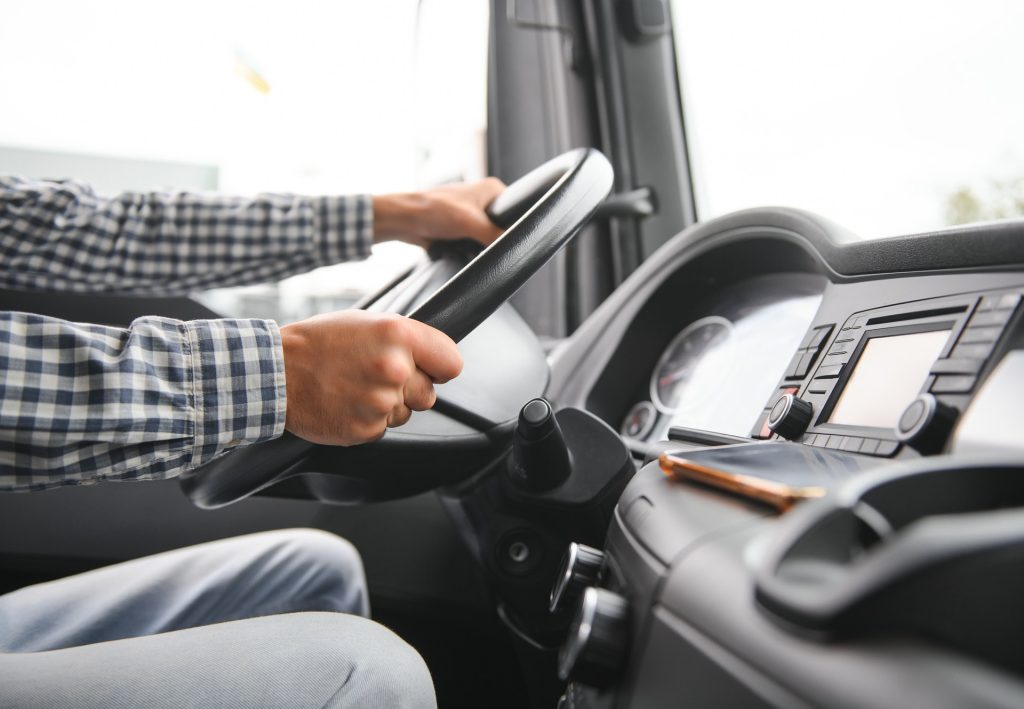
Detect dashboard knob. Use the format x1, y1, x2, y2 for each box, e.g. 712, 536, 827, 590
896, 393, 958, 455
558, 587, 630, 687
550, 542, 606, 612
509, 398, 573, 491
767, 393, 814, 440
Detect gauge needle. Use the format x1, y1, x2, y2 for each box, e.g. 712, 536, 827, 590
659, 369, 690, 387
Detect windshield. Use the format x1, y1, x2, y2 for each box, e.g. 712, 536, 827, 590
670, 0, 1024, 238
0, 0, 488, 321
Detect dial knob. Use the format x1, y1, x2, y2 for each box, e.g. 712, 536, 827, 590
550, 542, 606, 612
767, 393, 814, 440
558, 587, 630, 687
896, 393, 958, 455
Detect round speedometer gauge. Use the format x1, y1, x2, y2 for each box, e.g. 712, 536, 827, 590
651, 316, 734, 414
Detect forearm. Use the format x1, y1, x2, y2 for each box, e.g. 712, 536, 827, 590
0, 312, 287, 491
0, 177, 373, 295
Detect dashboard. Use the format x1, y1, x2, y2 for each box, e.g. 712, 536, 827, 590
545, 207, 1024, 708
618, 277, 823, 442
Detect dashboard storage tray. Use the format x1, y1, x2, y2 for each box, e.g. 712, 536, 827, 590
755, 456, 1024, 676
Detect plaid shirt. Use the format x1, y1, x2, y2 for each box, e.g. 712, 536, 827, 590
0, 176, 373, 491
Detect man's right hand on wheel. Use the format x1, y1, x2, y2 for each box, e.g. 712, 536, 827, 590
280, 311, 463, 446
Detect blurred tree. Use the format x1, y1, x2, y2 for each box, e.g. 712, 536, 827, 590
946, 188, 983, 225
946, 178, 1024, 225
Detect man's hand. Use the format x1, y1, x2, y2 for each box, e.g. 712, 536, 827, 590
373, 177, 506, 248
280, 311, 463, 446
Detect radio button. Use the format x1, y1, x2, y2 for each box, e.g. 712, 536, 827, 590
969, 309, 1014, 328
931, 374, 977, 394
795, 352, 817, 377
958, 326, 1002, 344
805, 324, 834, 348
952, 341, 996, 360
875, 440, 900, 457
978, 292, 1021, 311
816, 364, 844, 378
930, 358, 984, 375
825, 436, 846, 450
839, 437, 864, 452
860, 438, 880, 455
783, 352, 804, 379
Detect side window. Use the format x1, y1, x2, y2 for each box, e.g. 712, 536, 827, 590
0, 1, 488, 322
670, 0, 1024, 237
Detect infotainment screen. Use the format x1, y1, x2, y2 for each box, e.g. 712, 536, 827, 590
828, 329, 951, 429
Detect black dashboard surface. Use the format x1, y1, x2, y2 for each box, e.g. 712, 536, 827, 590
546, 207, 1024, 708
549, 207, 1024, 428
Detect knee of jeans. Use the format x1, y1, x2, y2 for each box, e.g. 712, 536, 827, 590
277, 529, 369, 615
320, 616, 436, 709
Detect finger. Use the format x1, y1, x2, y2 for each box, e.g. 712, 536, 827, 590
387, 403, 412, 428
404, 369, 437, 411
449, 179, 507, 244
477, 177, 508, 243
466, 209, 505, 245
404, 320, 464, 383
476, 176, 507, 207
434, 202, 502, 246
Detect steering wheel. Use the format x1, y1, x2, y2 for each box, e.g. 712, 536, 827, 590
180, 148, 614, 509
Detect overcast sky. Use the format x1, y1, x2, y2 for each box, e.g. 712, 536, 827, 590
2, 0, 1021, 245
672, 0, 1024, 237
0, 0, 487, 195
0, 0, 489, 297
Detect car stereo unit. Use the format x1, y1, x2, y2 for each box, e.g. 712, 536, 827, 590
754, 289, 1022, 457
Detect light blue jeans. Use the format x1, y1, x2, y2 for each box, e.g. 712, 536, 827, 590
0, 529, 437, 708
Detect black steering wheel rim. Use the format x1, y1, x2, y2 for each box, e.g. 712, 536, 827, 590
180, 148, 614, 509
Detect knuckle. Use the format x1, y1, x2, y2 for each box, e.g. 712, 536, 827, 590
373, 355, 412, 386
374, 314, 409, 343
366, 390, 397, 415
415, 384, 437, 411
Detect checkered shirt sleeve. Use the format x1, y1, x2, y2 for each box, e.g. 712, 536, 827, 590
0, 176, 378, 490
0, 176, 373, 294
0, 312, 287, 491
